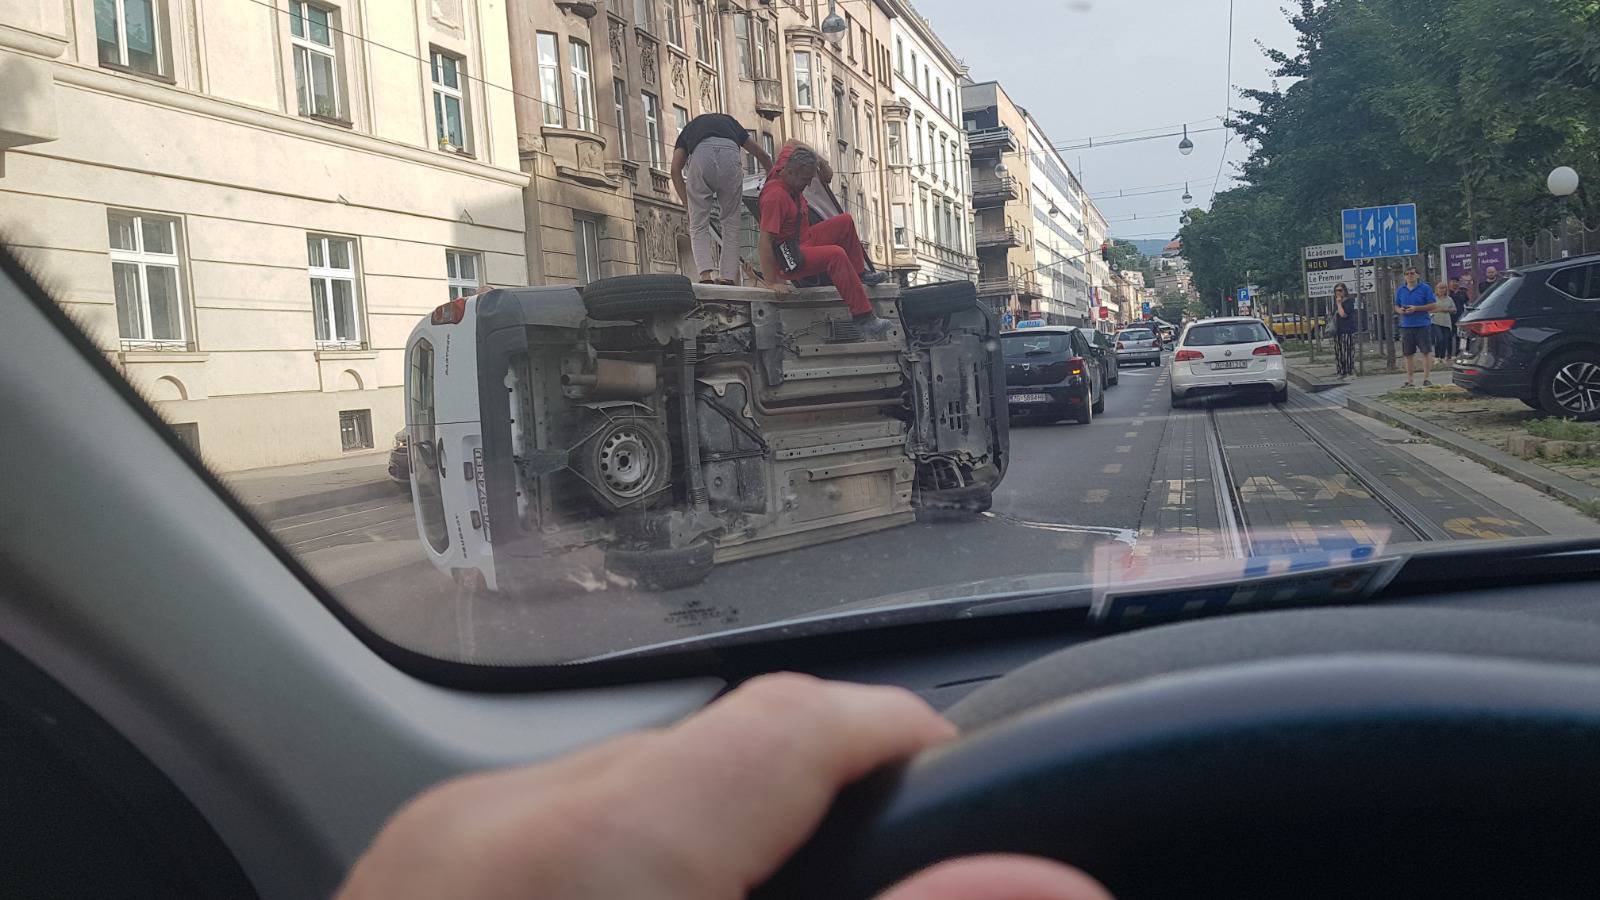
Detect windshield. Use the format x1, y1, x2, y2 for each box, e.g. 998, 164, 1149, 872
8, 0, 1600, 674
1183, 322, 1274, 346
1002, 333, 1071, 356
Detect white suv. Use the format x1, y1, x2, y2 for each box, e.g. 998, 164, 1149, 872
1169, 317, 1288, 407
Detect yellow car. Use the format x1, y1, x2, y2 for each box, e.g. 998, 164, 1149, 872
1266, 313, 1326, 338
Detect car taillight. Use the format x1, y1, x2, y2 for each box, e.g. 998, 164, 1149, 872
1115, 341, 1125, 350
1175, 349, 1204, 362
1068, 356, 1085, 376
1464, 319, 1515, 336
1253, 343, 1283, 356
431, 296, 467, 325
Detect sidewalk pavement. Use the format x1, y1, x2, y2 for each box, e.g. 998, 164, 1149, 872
222, 451, 407, 523
1290, 359, 1600, 514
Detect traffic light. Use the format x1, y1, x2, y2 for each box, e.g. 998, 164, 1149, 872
1099, 241, 1112, 263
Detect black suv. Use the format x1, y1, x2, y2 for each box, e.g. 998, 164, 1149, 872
1001, 326, 1106, 425
1455, 254, 1600, 419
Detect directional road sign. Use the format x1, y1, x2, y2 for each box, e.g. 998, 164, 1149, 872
1141, 301, 1151, 314
1342, 203, 1418, 260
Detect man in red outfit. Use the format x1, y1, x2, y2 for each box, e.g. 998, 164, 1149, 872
757, 146, 893, 340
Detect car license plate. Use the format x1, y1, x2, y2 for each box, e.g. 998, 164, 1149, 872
1012, 393, 1052, 403
1210, 361, 1250, 370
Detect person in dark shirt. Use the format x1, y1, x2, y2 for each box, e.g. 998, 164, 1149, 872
756, 146, 892, 340
1475, 266, 1503, 300
1331, 282, 1358, 378
669, 114, 772, 284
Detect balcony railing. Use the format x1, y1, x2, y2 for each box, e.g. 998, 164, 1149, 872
977, 275, 1019, 297
915, 237, 977, 272
972, 174, 1018, 206
965, 125, 1016, 157
976, 224, 1020, 248
754, 77, 783, 118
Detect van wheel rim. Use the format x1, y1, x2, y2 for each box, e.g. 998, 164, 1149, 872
598, 428, 656, 498
1552, 362, 1600, 413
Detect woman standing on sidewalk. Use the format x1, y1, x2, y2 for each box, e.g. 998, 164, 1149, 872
1332, 282, 1358, 378
1432, 280, 1458, 363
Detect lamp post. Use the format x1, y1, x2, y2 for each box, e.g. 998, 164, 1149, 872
1549, 166, 1582, 258
1177, 124, 1194, 156
821, 0, 846, 43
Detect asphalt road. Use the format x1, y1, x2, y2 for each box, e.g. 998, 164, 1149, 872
267, 353, 1599, 665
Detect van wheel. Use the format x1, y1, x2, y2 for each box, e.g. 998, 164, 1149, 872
899, 280, 979, 322
1538, 351, 1600, 421
915, 484, 993, 522
604, 539, 715, 590
582, 274, 697, 322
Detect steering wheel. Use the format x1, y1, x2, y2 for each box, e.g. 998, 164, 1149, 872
754, 607, 1600, 898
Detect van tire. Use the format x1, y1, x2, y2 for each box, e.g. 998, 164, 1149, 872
582, 274, 698, 322
899, 280, 979, 322
915, 484, 993, 522
604, 539, 715, 590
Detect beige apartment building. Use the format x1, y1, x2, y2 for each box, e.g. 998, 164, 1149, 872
0, 0, 526, 472
507, 0, 776, 285
961, 78, 1041, 322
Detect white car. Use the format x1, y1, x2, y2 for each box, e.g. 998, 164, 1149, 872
1169, 317, 1288, 407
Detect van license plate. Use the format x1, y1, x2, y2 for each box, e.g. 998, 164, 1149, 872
1013, 393, 1052, 403
1211, 361, 1249, 370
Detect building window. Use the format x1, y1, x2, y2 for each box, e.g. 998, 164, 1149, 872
570, 39, 596, 132
536, 32, 563, 126
306, 234, 362, 347
169, 422, 200, 455
107, 210, 187, 347
573, 216, 601, 285
865, 111, 876, 157
339, 409, 374, 452
913, 120, 923, 169
832, 88, 847, 144
754, 17, 771, 77
760, 131, 775, 162
692, 0, 710, 62
892, 204, 908, 248
919, 193, 929, 239
857, 190, 869, 237
844, 14, 854, 61
634, 0, 654, 31
95, 0, 168, 77
665, 0, 684, 47
642, 92, 663, 168
673, 104, 689, 138
430, 49, 469, 153
289, 1, 342, 119
934, 76, 942, 108
860, 26, 869, 73
446, 249, 480, 299
895, 37, 903, 73
612, 78, 630, 159
887, 121, 902, 165
793, 50, 814, 107
734, 12, 752, 77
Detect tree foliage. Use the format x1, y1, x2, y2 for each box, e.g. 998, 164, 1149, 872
1180, 0, 1600, 305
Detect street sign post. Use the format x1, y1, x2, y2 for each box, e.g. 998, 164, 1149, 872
1303, 243, 1375, 298
1342, 203, 1419, 260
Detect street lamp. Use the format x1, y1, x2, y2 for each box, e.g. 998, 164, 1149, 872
1549, 166, 1580, 197
1182, 182, 1192, 204
821, 0, 847, 42
1177, 124, 1194, 156
993, 159, 1008, 179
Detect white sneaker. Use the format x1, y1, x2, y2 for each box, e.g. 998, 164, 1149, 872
855, 316, 894, 341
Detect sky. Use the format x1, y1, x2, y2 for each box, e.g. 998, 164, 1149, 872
909, 0, 1302, 243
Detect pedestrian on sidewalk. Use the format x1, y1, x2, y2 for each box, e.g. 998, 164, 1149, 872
757, 146, 893, 340
1476, 265, 1504, 300
1394, 266, 1439, 387
1431, 280, 1458, 362
670, 113, 773, 285
1332, 282, 1358, 378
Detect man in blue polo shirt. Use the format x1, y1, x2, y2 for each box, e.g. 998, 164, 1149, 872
1394, 265, 1439, 386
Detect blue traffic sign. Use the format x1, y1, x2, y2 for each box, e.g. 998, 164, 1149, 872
1001, 313, 1014, 327
1141, 301, 1151, 314
1342, 203, 1418, 260
1236, 287, 1249, 304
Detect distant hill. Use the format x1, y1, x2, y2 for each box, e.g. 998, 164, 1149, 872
1130, 238, 1173, 257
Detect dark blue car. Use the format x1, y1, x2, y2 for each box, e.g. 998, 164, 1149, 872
1455, 253, 1600, 419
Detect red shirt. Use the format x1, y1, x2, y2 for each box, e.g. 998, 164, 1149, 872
758, 177, 809, 244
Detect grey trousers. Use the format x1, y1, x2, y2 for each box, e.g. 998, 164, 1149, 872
685, 137, 744, 281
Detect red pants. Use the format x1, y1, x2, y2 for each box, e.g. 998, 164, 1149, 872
791, 213, 871, 316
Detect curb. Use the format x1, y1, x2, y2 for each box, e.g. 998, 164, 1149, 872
253, 478, 409, 523
1345, 395, 1600, 508
1286, 365, 1343, 394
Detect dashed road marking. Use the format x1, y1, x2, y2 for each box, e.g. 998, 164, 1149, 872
1116, 445, 1133, 453
1132, 419, 1145, 426
1124, 431, 1138, 437
1103, 463, 1123, 474
1086, 488, 1110, 503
